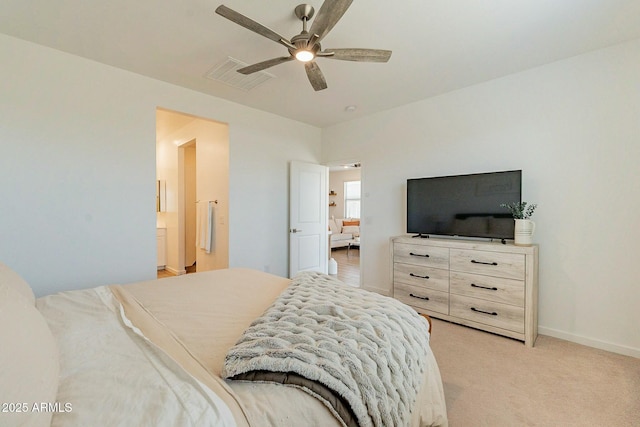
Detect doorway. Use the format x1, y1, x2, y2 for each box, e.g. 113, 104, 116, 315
156, 108, 230, 276
327, 162, 362, 287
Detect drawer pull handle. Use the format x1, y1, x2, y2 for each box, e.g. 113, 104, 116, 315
471, 283, 498, 291
471, 259, 498, 266
471, 307, 498, 316
410, 273, 430, 279
409, 252, 430, 258
409, 293, 430, 301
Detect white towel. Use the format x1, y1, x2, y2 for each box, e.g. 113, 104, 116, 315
196, 202, 215, 253
205, 202, 215, 254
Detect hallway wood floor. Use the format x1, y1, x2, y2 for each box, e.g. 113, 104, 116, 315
330, 246, 360, 287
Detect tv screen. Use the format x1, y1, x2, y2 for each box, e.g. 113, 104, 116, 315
407, 170, 521, 240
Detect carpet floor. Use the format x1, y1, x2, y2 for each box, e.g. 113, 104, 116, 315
428, 318, 640, 426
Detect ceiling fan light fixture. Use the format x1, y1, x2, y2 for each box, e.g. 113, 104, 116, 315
295, 49, 315, 62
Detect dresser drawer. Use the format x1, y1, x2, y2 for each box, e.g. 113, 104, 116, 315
450, 271, 524, 307
394, 243, 449, 269
394, 262, 449, 292
391, 236, 538, 346
450, 249, 524, 280
394, 282, 449, 315
450, 294, 524, 333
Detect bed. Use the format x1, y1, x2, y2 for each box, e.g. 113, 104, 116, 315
1, 262, 447, 427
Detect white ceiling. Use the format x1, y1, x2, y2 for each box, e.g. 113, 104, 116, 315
2, 0, 640, 128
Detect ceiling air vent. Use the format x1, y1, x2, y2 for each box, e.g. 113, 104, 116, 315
205, 57, 275, 91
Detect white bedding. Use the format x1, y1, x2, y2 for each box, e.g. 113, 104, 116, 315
36, 286, 236, 427
28, 268, 447, 427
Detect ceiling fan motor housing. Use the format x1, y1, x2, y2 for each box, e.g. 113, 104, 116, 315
290, 33, 320, 58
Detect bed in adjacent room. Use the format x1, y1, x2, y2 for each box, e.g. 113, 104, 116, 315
0, 262, 447, 427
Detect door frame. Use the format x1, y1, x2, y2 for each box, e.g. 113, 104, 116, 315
156, 107, 230, 276
178, 139, 197, 274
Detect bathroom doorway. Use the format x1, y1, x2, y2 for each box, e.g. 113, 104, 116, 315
156, 108, 230, 276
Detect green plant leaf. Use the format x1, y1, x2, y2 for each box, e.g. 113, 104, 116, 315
500, 201, 537, 219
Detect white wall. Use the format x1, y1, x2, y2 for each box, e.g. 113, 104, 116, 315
0, 34, 321, 296
322, 38, 640, 357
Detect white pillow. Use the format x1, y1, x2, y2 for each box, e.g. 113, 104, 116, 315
328, 219, 339, 233
0, 283, 59, 427
0, 261, 35, 305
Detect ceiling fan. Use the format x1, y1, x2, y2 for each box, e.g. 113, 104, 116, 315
215, 0, 392, 91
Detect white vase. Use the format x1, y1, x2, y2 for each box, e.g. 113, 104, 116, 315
514, 219, 535, 246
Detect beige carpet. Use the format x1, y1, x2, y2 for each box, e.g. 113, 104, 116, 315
428, 318, 640, 427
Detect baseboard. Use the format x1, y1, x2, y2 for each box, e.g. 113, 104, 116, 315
538, 326, 640, 359
165, 266, 187, 276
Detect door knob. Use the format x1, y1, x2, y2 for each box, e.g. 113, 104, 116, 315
290, 228, 302, 233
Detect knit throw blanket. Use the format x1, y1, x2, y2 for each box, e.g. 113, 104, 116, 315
222, 271, 431, 427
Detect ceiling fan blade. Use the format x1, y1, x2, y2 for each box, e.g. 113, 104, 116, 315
307, 33, 320, 49
320, 48, 392, 62
237, 56, 294, 74
304, 61, 328, 91
215, 5, 294, 49
308, 0, 353, 43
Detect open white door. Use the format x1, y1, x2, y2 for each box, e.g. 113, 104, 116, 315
289, 161, 328, 277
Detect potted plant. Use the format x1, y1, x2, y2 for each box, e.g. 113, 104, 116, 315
500, 202, 537, 246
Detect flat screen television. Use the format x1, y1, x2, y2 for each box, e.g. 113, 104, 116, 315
407, 170, 521, 240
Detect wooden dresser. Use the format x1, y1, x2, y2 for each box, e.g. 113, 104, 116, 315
391, 236, 539, 346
